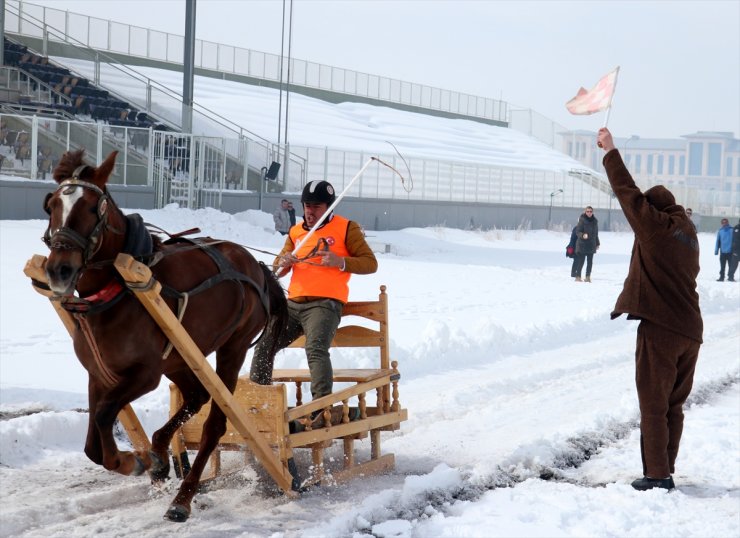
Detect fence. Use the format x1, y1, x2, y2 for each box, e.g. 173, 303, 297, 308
6, 0, 508, 124
1, 112, 613, 211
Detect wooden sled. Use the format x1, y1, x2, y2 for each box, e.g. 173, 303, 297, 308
169, 285, 408, 488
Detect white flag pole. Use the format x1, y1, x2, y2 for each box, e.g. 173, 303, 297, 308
602, 66, 620, 128
291, 157, 377, 255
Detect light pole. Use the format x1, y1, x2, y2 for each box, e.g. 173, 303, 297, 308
622, 135, 639, 172
548, 189, 563, 229
607, 189, 616, 231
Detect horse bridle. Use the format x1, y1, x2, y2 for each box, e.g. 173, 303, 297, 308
43, 165, 118, 265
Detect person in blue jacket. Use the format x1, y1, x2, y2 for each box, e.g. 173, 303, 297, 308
714, 218, 733, 281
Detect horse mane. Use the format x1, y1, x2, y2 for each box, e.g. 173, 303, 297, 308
53, 149, 89, 183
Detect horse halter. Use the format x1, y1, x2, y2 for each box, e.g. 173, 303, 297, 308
43, 165, 113, 264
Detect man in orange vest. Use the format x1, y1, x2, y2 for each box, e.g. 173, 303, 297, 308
250, 180, 378, 405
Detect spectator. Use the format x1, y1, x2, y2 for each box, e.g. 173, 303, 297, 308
727, 218, 740, 282
273, 199, 291, 235
714, 218, 733, 281
597, 127, 702, 492
250, 180, 378, 427
572, 206, 600, 282
685, 208, 696, 231
287, 201, 296, 227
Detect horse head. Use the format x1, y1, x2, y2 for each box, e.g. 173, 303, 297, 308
44, 149, 123, 296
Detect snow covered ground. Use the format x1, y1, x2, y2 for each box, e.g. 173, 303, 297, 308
1, 206, 738, 538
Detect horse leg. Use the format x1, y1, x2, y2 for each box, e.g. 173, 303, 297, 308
92, 382, 160, 476
164, 395, 229, 521
149, 373, 211, 483
164, 346, 247, 522
83, 379, 104, 465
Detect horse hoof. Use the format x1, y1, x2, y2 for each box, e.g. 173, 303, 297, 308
164, 504, 189, 522
132, 454, 147, 476
149, 451, 170, 482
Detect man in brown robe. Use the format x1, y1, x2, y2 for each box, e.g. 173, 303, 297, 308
597, 127, 703, 491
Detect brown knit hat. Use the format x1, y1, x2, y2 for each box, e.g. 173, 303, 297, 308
644, 185, 676, 210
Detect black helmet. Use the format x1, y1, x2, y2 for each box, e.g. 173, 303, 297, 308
301, 180, 335, 205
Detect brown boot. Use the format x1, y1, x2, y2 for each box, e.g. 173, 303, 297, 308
575, 277, 583, 282
584, 276, 591, 283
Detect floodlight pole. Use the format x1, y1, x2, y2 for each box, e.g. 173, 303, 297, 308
548, 189, 563, 229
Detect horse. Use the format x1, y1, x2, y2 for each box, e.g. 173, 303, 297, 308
42, 149, 289, 521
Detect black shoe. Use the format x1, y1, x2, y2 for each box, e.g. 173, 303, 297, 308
717, 277, 725, 281
348, 406, 361, 421
729, 278, 736, 282
631, 476, 675, 491
288, 419, 305, 434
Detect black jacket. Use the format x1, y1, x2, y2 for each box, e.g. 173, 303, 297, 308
576, 214, 600, 255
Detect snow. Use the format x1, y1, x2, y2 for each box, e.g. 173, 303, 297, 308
1, 207, 739, 537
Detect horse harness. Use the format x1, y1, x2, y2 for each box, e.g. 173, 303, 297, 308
42, 167, 121, 266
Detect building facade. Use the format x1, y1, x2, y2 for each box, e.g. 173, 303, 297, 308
563, 130, 740, 217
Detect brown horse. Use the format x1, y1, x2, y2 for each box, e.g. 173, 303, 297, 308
42, 149, 289, 521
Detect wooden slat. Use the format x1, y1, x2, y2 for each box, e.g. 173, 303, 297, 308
289, 409, 408, 447
177, 382, 288, 449
339, 301, 386, 322
285, 373, 393, 422
114, 253, 297, 496
287, 325, 382, 349
272, 368, 394, 383
23, 255, 151, 453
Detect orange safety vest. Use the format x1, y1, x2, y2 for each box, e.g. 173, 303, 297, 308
288, 215, 351, 303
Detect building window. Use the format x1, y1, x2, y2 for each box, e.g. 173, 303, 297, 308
707, 143, 721, 176
568, 141, 573, 157
647, 154, 654, 174
728, 157, 734, 177
679, 155, 686, 175
625, 154, 632, 168
635, 154, 642, 173
668, 155, 675, 175
657, 155, 664, 175
688, 142, 703, 175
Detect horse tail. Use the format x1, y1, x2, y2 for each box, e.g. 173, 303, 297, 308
260, 262, 289, 359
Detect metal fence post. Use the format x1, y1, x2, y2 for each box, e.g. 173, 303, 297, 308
30, 115, 38, 180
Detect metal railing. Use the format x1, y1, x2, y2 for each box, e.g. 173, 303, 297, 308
6, 112, 734, 218
3, 1, 308, 187
6, 0, 508, 124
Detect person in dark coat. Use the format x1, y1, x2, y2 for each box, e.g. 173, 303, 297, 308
287, 201, 297, 227
598, 127, 703, 492
572, 206, 600, 282
729, 218, 740, 282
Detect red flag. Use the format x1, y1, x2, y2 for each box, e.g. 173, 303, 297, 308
566, 67, 620, 115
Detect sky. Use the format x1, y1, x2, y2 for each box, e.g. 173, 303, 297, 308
20, 0, 740, 141
1, 207, 739, 537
